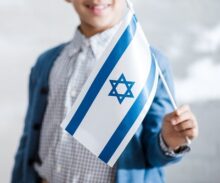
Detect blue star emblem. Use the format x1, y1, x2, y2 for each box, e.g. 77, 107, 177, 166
109, 73, 135, 104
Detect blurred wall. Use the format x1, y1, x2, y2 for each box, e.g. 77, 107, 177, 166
0, 0, 219, 182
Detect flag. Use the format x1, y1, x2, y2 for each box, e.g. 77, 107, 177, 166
61, 9, 159, 167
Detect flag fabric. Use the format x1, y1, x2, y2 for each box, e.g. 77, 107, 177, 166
61, 9, 159, 167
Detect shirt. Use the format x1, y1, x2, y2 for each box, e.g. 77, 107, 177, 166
34, 24, 120, 183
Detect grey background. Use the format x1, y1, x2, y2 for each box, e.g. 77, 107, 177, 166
0, 0, 220, 182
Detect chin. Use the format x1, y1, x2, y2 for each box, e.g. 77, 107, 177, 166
88, 19, 115, 30
93, 22, 112, 29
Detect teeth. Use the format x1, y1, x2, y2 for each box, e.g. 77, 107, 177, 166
88, 4, 108, 10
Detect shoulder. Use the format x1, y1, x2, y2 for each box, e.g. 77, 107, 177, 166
150, 46, 172, 74
32, 42, 68, 76
150, 46, 175, 94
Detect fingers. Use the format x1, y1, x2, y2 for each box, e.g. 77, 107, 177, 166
164, 104, 198, 140
175, 105, 190, 116
164, 105, 190, 122
171, 111, 192, 125
170, 105, 196, 126
180, 128, 198, 140
173, 114, 198, 141
162, 104, 198, 148
174, 120, 195, 132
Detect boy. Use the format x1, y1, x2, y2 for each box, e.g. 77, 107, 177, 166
11, 0, 198, 183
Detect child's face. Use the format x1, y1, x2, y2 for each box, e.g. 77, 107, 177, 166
67, 0, 126, 32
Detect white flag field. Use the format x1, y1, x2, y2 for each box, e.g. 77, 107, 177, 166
61, 9, 165, 167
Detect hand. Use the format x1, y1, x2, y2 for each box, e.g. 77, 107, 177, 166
161, 105, 199, 150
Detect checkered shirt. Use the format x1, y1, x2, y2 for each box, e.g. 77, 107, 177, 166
34, 25, 120, 183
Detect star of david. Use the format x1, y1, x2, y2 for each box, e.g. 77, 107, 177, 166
108, 73, 135, 104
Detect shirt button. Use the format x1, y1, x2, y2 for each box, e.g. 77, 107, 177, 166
71, 90, 77, 97
56, 164, 62, 173
40, 87, 48, 95
33, 123, 41, 130
28, 158, 35, 166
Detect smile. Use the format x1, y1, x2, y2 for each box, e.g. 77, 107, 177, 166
85, 3, 111, 15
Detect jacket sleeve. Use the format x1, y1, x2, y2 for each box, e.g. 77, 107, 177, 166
11, 43, 67, 183
11, 66, 37, 183
141, 48, 182, 167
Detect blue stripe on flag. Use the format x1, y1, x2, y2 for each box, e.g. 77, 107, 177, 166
98, 54, 157, 163
65, 15, 137, 135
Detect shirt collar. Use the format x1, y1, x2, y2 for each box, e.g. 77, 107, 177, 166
68, 22, 121, 59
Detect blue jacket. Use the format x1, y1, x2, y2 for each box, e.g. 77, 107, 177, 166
11, 43, 181, 183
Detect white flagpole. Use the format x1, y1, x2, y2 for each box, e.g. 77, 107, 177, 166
157, 62, 178, 110
154, 55, 191, 145
126, 0, 134, 13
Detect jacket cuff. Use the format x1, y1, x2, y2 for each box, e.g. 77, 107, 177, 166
159, 133, 191, 158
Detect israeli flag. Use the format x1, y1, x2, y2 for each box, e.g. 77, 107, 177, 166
61, 9, 159, 167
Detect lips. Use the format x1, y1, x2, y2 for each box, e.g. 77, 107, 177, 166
85, 3, 111, 15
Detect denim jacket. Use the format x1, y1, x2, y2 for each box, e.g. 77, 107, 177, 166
11, 43, 181, 183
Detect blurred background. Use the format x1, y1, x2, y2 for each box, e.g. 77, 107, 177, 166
0, 0, 220, 182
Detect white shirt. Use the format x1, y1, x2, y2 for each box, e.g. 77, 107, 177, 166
34, 24, 120, 183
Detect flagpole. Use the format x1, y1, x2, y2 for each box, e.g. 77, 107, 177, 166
157, 63, 178, 110
126, 0, 134, 12
156, 57, 191, 146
